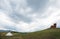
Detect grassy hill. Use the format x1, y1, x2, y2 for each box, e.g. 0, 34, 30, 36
22, 28, 60, 39
0, 28, 60, 39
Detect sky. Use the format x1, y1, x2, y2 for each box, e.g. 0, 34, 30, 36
0, 0, 60, 32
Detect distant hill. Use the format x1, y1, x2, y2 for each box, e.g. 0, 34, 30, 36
0, 30, 15, 32
0, 28, 60, 39
0, 30, 9, 32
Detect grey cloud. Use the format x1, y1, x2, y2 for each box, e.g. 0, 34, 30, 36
0, 0, 32, 23
27, 0, 49, 12
0, 0, 49, 24
9, 11, 32, 23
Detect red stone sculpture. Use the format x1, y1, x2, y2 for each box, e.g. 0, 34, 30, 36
50, 23, 56, 29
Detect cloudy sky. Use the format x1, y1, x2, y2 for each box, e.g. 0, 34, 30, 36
0, 0, 60, 32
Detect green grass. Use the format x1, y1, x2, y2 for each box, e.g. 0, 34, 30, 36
0, 28, 60, 39
22, 28, 60, 39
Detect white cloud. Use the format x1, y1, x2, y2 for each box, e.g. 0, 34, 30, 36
0, 11, 15, 25
20, 7, 32, 15
16, 21, 41, 32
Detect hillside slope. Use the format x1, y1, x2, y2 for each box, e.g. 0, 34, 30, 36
22, 28, 60, 39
